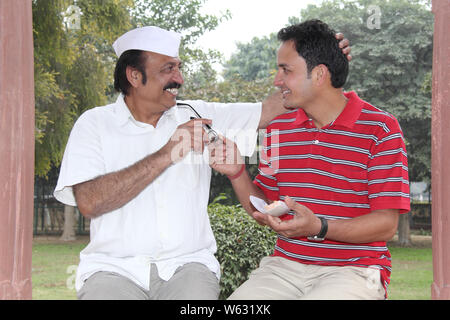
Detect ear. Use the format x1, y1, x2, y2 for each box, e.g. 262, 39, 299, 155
125, 66, 142, 88
311, 64, 330, 86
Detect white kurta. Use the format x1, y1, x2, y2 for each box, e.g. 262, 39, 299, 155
54, 94, 261, 291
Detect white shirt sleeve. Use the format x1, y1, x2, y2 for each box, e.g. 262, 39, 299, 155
54, 109, 106, 206
183, 100, 262, 157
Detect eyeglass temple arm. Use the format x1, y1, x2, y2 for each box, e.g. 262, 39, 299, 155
177, 102, 214, 130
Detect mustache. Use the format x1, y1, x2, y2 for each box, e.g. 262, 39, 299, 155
163, 82, 182, 90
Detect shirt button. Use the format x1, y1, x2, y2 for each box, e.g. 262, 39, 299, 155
314, 140, 319, 144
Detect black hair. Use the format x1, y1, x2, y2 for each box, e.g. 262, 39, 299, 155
277, 19, 348, 88
113, 50, 148, 95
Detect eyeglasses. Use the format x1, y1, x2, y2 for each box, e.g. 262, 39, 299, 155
176, 102, 219, 143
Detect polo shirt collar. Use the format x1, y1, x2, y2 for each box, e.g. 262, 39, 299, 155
113, 94, 177, 128
333, 91, 364, 128
293, 108, 310, 126
293, 91, 364, 128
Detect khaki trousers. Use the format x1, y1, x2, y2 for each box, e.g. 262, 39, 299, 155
228, 256, 385, 300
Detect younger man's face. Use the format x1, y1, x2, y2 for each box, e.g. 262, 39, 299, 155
273, 40, 315, 110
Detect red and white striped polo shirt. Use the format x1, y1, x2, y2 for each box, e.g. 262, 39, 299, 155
254, 91, 410, 291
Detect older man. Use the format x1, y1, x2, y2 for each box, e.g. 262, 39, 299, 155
54, 26, 351, 300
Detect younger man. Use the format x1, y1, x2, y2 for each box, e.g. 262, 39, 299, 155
211, 20, 410, 299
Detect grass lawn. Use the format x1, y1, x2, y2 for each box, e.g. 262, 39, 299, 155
387, 244, 433, 300
31, 235, 433, 300
32, 237, 87, 300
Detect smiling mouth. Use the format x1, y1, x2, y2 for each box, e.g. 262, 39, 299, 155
165, 88, 179, 96
164, 83, 181, 97
281, 89, 291, 98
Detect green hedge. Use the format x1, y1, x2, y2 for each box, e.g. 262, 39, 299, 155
208, 203, 277, 299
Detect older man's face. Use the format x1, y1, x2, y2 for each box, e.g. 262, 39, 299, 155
136, 51, 184, 111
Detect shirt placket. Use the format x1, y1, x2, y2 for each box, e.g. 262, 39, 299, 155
310, 120, 333, 151
153, 114, 174, 259
307, 119, 321, 150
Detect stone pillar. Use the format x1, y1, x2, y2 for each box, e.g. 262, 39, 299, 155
0, 0, 35, 299
431, 0, 450, 300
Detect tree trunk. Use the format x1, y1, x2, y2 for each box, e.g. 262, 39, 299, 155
398, 212, 412, 246
59, 205, 76, 241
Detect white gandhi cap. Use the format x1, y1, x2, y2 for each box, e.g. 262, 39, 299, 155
112, 26, 182, 58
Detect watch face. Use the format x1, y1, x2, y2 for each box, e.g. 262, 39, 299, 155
307, 236, 325, 242
308, 218, 327, 241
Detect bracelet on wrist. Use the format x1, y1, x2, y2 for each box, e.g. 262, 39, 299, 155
227, 164, 245, 180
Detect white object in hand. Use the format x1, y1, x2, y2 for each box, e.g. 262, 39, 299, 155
249, 196, 289, 217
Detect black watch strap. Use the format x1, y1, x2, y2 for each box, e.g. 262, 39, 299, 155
307, 217, 328, 241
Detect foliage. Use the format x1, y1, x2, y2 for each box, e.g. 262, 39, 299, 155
208, 203, 277, 299
33, 0, 133, 177
33, 0, 77, 176
181, 72, 276, 102
222, 0, 434, 183
69, 0, 135, 112
131, 0, 231, 81
223, 33, 279, 81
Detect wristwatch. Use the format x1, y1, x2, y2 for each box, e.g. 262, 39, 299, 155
307, 217, 328, 242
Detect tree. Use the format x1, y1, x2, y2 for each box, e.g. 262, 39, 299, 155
33, 0, 77, 177
223, 33, 279, 81
33, 0, 133, 177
